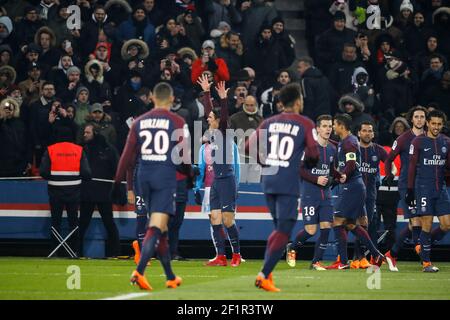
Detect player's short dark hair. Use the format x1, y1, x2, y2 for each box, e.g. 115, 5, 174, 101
316, 114, 332, 127
334, 113, 352, 131
429, 53, 444, 63
153, 82, 173, 102
211, 108, 221, 120
427, 109, 447, 122
358, 121, 375, 131
343, 42, 357, 50
406, 105, 428, 124
278, 83, 302, 108
297, 56, 314, 67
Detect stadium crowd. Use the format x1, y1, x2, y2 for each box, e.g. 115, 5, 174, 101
0, 0, 449, 259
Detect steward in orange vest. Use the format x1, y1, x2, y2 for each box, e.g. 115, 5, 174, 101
40, 127, 91, 256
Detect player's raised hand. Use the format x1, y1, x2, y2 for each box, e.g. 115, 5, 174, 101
196, 74, 212, 92
215, 81, 229, 99
317, 176, 328, 186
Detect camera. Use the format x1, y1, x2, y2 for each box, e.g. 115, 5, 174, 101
165, 59, 172, 68
239, 93, 246, 98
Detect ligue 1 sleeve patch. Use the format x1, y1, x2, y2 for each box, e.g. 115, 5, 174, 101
392, 140, 397, 150
409, 144, 414, 155
345, 152, 356, 161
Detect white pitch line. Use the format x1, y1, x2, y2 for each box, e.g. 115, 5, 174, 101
100, 292, 151, 300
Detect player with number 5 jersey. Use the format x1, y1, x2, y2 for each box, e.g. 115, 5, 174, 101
246, 83, 319, 292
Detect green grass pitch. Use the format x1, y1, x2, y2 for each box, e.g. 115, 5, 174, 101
0, 257, 449, 300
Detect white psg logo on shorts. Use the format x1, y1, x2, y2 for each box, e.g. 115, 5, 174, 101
442, 146, 447, 153
330, 156, 333, 162
421, 207, 427, 213
372, 156, 378, 162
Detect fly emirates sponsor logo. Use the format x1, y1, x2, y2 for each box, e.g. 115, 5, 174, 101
423, 154, 446, 166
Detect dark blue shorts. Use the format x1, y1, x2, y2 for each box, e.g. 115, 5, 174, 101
416, 185, 450, 217
210, 175, 236, 212
398, 188, 418, 219
300, 196, 333, 225
265, 194, 299, 221
334, 180, 366, 220
133, 178, 147, 216
139, 180, 176, 216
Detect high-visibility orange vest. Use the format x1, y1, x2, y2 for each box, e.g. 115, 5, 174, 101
47, 142, 83, 186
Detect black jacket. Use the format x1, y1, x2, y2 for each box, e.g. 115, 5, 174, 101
0, 116, 30, 177
300, 67, 332, 121
81, 134, 119, 203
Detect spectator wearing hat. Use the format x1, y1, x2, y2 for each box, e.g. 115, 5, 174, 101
271, 16, 296, 69
47, 3, 74, 47
15, 6, 45, 49
90, 41, 120, 89
177, 9, 205, 53
351, 66, 377, 114
0, 98, 31, 177
240, 0, 278, 48
116, 5, 156, 49
57, 65, 85, 103
315, 10, 357, 75
209, 21, 232, 43
246, 23, 288, 90
120, 39, 149, 76
77, 103, 116, 146
84, 59, 112, 104
73, 86, 91, 127
15, 43, 42, 83
142, 0, 164, 27
34, 26, 60, 76
191, 39, 230, 84
329, 0, 358, 31
0, 16, 17, 53
0, 44, 12, 67
216, 31, 244, 81
394, 0, 414, 33
18, 62, 45, 107
206, 0, 242, 32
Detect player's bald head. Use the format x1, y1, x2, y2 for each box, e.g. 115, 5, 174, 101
152, 82, 174, 107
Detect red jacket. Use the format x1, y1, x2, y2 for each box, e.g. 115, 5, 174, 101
191, 57, 230, 84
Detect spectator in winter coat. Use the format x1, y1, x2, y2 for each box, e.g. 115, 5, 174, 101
116, 5, 156, 49
338, 93, 376, 136
34, 27, 60, 76
315, 10, 357, 76
177, 9, 205, 53
271, 16, 296, 69
216, 31, 244, 82
79, 124, 120, 258
14, 6, 45, 49
297, 56, 332, 120
73, 86, 91, 127
57, 66, 86, 103
351, 66, 376, 114
0, 98, 31, 177
240, 0, 278, 48
84, 59, 112, 104
18, 62, 45, 107
206, 0, 242, 32
246, 23, 288, 90
328, 42, 364, 97
420, 70, 450, 117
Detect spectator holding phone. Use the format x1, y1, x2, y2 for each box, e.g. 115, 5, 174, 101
191, 39, 230, 84
19, 62, 45, 107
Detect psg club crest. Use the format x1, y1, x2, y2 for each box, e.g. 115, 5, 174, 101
330, 156, 334, 162
442, 146, 447, 153
372, 156, 378, 162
